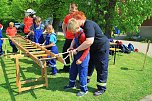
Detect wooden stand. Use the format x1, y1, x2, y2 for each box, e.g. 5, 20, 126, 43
10, 54, 48, 93
5, 35, 65, 93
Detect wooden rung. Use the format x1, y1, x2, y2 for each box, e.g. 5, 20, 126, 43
22, 44, 33, 47
21, 84, 46, 92
29, 51, 46, 54
39, 57, 56, 61
27, 48, 41, 51
34, 54, 48, 57
110, 48, 121, 51
25, 47, 37, 49
21, 77, 44, 84
20, 42, 31, 45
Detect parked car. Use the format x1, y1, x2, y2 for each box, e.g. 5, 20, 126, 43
14, 23, 24, 33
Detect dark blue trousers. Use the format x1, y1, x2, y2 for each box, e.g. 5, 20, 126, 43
9, 40, 18, 53
47, 46, 58, 74
69, 52, 90, 92
88, 44, 109, 91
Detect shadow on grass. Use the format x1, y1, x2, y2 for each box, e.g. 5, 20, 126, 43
120, 67, 143, 71
46, 76, 96, 94
0, 57, 38, 100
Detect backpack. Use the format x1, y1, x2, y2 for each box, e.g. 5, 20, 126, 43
128, 43, 134, 51
120, 44, 131, 54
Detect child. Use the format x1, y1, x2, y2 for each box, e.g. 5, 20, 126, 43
64, 18, 90, 97
29, 16, 44, 44
6, 22, 18, 53
43, 24, 58, 75
0, 24, 3, 56
24, 9, 36, 34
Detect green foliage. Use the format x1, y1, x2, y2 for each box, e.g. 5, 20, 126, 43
0, 0, 152, 37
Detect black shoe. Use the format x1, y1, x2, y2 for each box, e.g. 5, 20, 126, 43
64, 85, 76, 90
94, 90, 105, 96
87, 79, 90, 83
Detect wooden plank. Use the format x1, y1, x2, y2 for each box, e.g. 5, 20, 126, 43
34, 54, 48, 57
27, 48, 41, 51
29, 51, 46, 54
22, 44, 34, 47
24, 47, 37, 49
21, 84, 46, 92
21, 77, 44, 84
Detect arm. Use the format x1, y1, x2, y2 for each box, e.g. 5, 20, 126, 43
73, 37, 94, 55
62, 22, 66, 37
44, 42, 54, 48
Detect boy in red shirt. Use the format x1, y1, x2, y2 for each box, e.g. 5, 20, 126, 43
64, 18, 90, 97
6, 22, 18, 53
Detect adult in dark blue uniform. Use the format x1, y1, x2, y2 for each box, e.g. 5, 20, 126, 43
71, 11, 110, 96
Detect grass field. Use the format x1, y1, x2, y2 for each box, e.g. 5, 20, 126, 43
0, 34, 152, 101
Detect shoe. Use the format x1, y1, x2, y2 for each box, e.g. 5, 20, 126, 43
64, 85, 76, 90
94, 90, 105, 96
50, 73, 57, 76
87, 79, 90, 83
76, 91, 88, 97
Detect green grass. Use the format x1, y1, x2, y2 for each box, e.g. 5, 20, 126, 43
0, 34, 152, 101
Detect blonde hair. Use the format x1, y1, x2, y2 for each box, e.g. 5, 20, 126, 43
35, 16, 41, 23
67, 18, 79, 32
9, 22, 14, 27
46, 24, 54, 33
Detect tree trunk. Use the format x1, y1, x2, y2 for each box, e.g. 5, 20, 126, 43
104, 0, 117, 38
52, 14, 60, 32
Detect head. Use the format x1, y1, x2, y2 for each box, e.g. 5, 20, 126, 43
46, 24, 54, 34
25, 9, 36, 17
69, 3, 78, 13
9, 22, 14, 28
72, 11, 86, 26
67, 18, 80, 33
35, 17, 41, 26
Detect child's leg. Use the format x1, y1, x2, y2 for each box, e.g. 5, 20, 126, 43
68, 61, 78, 87
9, 40, 18, 53
50, 59, 57, 74
0, 46, 3, 55
78, 65, 88, 92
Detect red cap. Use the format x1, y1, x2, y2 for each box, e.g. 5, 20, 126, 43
134, 48, 138, 52
0, 24, 2, 28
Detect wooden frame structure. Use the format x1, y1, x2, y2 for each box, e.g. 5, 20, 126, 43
7, 35, 65, 93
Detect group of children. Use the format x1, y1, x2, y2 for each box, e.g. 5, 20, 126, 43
0, 5, 101, 97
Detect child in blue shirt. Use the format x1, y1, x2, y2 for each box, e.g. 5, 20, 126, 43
0, 24, 3, 56
29, 16, 44, 44
43, 24, 58, 75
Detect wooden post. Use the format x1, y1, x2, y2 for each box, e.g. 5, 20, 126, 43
43, 61, 48, 88
142, 40, 151, 70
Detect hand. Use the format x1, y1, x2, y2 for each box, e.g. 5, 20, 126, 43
72, 49, 78, 55
67, 47, 73, 51
76, 59, 82, 65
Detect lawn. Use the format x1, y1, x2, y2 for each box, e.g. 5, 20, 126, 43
0, 34, 152, 101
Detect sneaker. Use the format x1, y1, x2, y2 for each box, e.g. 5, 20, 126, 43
50, 73, 57, 76
87, 79, 90, 83
64, 85, 76, 90
94, 90, 105, 96
76, 91, 88, 97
